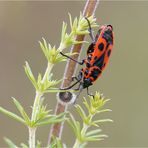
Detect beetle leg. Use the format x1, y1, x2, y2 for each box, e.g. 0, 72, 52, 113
60, 52, 84, 65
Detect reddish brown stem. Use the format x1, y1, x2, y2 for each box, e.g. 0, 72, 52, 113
48, 0, 99, 145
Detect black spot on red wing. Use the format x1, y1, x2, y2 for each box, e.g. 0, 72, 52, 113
106, 43, 110, 49
98, 43, 104, 51
94, 56, 98, 60
107, 49, 111, 57
93, 52, 105, 70
90, 68, 102, 81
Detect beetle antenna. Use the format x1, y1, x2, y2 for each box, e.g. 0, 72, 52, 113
84, 17, 95, 43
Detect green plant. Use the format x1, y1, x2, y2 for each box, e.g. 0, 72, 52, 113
69, 92, 112, 147
0, 13, 111, 148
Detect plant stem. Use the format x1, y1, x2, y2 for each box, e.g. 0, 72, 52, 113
31, 91, 42, 121
29, 62, 53, 147
73, 123, 89, 148
42, 62, 54, 83
48, 0, 100, 145
73, 139, 81, 148
31, 62, 53, 121
29, 127, 36, 148
81, 123, 89, 136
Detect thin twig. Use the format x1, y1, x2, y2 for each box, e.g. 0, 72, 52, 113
48, 0, 100, 145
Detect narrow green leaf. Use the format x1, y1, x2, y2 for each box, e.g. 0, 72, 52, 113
85, 129, 102, 137
36, 118, 66, 126
68, 13, 73, 30
43, 37, 48, 50
39, 39, 49, 61
35, 112, 67, 126
67, 114, 81, 140
61, 22, 67, 43
24, 62, 38, 90
0, 107, 25, 125
84, 115, 92, 125
75, 104, 87, 120
76, 121, 82, 140
73, 40, 88, 45
73, 17, 78, 29
37, 73, 42, 84
83, 98, 90, 111
84, 136, 105, 142
104, 98, 111, 104
36, 140, 41, 148
54, 137, 63, 148
49, 136, 65, 148
79, 142, 87, 148
67, 118, 76, 134
90, 121, 100, 127
20, 143, 28, 148
48, 43, 52, 50
45, 79, 62, 89
12, 97, 30, 124
4, 137, 18, 148
94, 119, 113, 124
86, 134, 108, 139
97, 109, 112, 114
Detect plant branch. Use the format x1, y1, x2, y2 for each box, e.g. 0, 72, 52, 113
48, 0, 100, 145
31, 62, 53, 122
29, 127, 36, 148
31, 91, 42, 122
29, 62, 54, 148
73, 123, 88, 148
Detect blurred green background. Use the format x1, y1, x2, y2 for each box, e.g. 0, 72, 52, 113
0, 1, 148, 147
